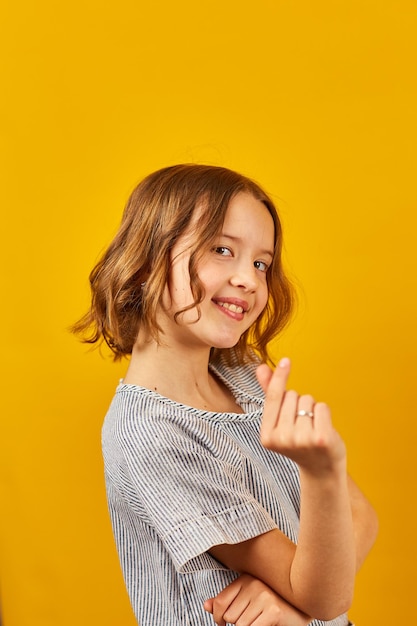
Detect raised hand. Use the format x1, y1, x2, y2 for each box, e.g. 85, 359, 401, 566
257, 358, 346, 477
204, 574, 311, 626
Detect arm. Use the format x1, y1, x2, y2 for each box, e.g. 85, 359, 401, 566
209, 359, 378, 621
348, 474, 379, 571
204, 574, 312, 626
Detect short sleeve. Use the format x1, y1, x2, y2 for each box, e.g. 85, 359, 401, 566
113, 394, 278, 573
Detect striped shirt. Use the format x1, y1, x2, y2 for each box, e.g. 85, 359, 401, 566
102, 352, 349, 626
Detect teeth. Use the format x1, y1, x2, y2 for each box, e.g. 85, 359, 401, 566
218, 302, 244, 313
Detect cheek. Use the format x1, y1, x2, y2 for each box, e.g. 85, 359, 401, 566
257, 283, 270, 312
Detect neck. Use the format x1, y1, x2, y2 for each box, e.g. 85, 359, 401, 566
123, 334, 242, 413
124, 335, 213, 399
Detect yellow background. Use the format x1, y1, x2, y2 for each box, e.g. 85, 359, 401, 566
1, 1, 416, 624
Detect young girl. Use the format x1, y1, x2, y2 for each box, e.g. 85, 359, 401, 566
73, 164, 378, 626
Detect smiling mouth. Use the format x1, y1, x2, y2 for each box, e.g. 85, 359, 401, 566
216, 302, 245, 314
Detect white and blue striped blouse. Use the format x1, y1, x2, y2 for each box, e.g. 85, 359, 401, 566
102, 353, 349, 626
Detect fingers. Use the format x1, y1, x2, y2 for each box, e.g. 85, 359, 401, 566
222, 595, 256, 625
310, 401, 331, 429
205, 574, 312, 626
205, 576, 263, 626
294, 394, 316, 433
258, 358, 291, 447
256, 357, 290, 397
206, 578, 241, 626
296, 394, 315, 418
258, 359, 346, 471
255, 363, 274, 393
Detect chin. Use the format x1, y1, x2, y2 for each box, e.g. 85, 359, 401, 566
210, 337, 241, 350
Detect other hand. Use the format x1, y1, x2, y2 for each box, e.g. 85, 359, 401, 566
204, 574, 311, 626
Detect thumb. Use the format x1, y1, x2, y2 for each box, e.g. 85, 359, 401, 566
256, 363, 274, 393
257, 358, 291, 395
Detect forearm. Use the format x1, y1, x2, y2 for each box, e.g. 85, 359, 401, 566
205, 574, 313, 626
290, 465, 356, 619
348, 475, 379, 571
210, 471, 377, 620
288, 471, 377, 618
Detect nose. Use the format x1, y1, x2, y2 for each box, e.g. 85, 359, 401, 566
229, 262, 258, 292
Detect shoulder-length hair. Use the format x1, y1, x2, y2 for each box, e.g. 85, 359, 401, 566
72, 164, 295, 365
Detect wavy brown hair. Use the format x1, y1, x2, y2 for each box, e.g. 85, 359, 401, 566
71, 164, 295, 365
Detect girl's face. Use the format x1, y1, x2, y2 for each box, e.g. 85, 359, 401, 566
160, 192, 275, 352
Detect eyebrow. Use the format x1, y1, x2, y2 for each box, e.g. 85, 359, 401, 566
220, 233, 274, 258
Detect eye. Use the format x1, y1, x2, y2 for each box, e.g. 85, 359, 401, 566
212, 246, 232, 257
254, 260, 269, 272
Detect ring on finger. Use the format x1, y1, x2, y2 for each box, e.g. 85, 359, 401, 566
296, 409, 314, 418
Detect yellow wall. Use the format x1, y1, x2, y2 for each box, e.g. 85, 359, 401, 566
1, 1, 416, 624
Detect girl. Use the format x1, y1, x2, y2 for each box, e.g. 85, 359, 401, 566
73, 164, 378, 625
